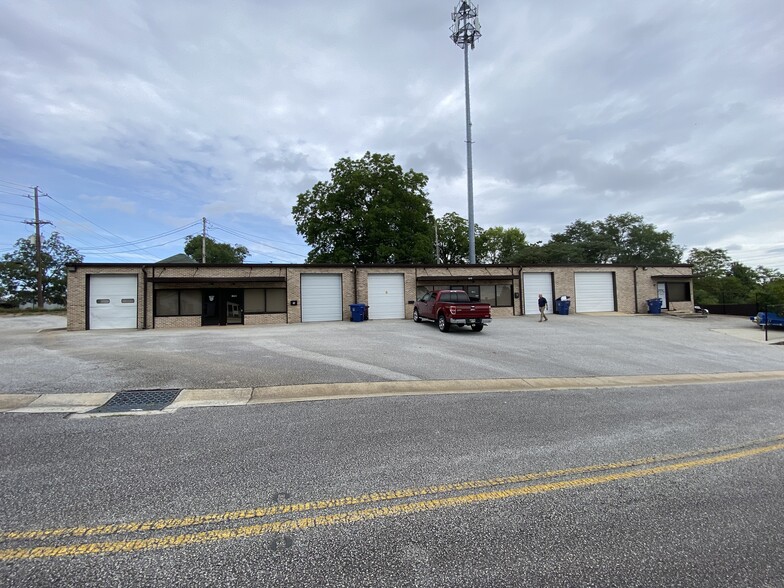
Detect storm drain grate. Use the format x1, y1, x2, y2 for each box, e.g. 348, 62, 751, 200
91, 389, 181, 413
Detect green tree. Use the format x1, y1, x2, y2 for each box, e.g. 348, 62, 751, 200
550, 213, 684, 264
759, 277, 784, 306
0, 232, 83, 306
184, 235, 249, 263
436, 212, 471, 264
550, 219, 607, 263
686, 247, 733, 304
476, 226, 527, 264
686, 248, 733, 279
292, 152, 435, 263
685, 247, 784, 305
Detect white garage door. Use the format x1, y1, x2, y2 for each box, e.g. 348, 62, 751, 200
522, 272, 554, 316
574, 272, 615, 312
367, 274, 405, 319
301, 274, 343, 322
89, 275, 138, 329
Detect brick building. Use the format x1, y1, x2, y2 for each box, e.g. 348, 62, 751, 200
66, 262, 693, 330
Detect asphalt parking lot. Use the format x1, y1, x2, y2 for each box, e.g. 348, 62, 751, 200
1, 313, 781, 395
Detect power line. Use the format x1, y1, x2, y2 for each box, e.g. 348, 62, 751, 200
209, 221, 309, 249
0, 178, 32, 190
44, 194, 134, 246
41, 195, 201, 250
203, 226, 295, 263
208, 222, 307, 258
51, 219, 200, 251
0, 200, 31, 210
0, 213, 27, 221
209, 228, 302, 261
78, 234, 188, 255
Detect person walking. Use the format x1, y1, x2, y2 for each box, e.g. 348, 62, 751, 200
538, 294, 548, 322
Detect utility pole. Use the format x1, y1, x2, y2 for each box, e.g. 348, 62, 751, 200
202, 217, 207, 263
23, 186, 52, 309
450, 1, 482, 264
434, 218, 441, 264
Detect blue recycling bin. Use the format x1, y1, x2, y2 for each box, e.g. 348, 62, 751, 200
647, 298, 663, 314
556, 298, 571, 315
350, 303, 366, 322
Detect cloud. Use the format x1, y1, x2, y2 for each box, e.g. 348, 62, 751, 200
0, 0, 781, 269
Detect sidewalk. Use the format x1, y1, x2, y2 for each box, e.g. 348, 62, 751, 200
3, 370, 784, 416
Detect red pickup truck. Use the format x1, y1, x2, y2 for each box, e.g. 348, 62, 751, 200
413, 290, 492, 332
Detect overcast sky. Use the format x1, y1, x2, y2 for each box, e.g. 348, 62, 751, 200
1, 1, 782, 269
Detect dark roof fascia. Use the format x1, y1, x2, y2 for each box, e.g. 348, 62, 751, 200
518, 263, 693, 269
66, 262, 694, 270
150, 277, 285, 284
649, 274, 694, 280
416, 275, 514, 283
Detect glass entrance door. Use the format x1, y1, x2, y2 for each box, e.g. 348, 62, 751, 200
225, 290, 243, 324
202, 290, 220, 326
202, 289, 244, 326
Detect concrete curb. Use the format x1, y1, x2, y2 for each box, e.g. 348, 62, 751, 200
2, 371, 784, 414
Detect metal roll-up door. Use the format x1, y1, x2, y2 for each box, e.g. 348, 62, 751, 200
367, 273, 405, 319
301, 274, 343, 322
89, 275, 138, 329
574, 272, 615, 312
522, 272, 554, 315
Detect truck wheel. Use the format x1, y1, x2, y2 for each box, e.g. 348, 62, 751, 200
471, 324, 484, 332
438, 314, 451, 332
413, 308, 422, 323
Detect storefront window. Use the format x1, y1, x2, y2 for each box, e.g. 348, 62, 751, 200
266, 289, 286, 312
245, 288, 286, 313
155, 291, 178, 316
496, 284, 512, 306
245, 289, 266, 313
480, 285, 496, 305
179, 290, 201, 315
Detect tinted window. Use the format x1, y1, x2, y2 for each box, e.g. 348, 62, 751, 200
496, 285, 512, 306
180, 290, 201, 315
266, 289, 286, 312
454, 292, 471, 303
156, 290, 178, 316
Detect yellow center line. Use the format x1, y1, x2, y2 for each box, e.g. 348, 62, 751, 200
3, 434, 783, 543
1, 440, 782, 561
0, 436, 763, 541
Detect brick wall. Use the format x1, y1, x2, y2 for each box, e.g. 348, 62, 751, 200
286, 267, 354, 323
67, 267, 145, 331
414, 266, 522, 315
356, 268, 418, 319
154, 316, 201, 329
67, 263, 693, 330
518, 265, 693, 314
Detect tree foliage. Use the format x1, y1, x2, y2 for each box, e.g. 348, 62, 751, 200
184, 235, 249, 264
686, 247, 783, 305
434, 213, 526, 264
0, 232, 83, 305
549, 213, 684, 264
511, 213, 684, 266
436, 212, 472, 264
476, 226, 527, 264
292, 152, 435, 264
686, 247, 732, 279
